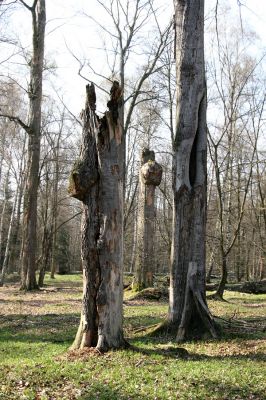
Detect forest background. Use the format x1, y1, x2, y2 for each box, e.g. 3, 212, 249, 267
0, 0, 265, 287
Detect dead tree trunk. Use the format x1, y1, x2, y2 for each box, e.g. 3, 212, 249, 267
134, 149, 162, 290
69, 82, 126, 352
69, 84, 100, 349
169, 0, 217, 341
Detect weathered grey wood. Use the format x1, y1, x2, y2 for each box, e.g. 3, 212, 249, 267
96, 82, 125, 351
134, 149, 162, 290
69, 82, 126, 352
176, 262, 217, 341
169, 0, 217, 339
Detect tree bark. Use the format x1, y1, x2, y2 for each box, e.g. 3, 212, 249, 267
50, 121, 61, 279
0, 185, 19, 286
215, 253, 228, 299
69, 82, 126, 352
7, 132, 27, 274
96, 82, 125, 351
134, 149, 162, 290
20, 0, 46, 290
0, 168, 10, 263
169, 0, 217, 340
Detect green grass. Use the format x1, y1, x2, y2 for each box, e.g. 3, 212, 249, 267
0, 275, 265, 399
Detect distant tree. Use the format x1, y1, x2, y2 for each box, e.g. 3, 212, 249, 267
19, 0, 46, 290
0, 0, 46, 290
56, 227, 70, 275
206, 13, 265, 298
134, 148, 162, 290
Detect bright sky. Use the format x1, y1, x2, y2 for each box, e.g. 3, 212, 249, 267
52, 0, 266, 114
1, 0, 266, 115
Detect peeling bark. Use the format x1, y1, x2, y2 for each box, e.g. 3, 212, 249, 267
69, 82, 126, 352
134, 149, 162, 290
96, 85, 125, 351
69, 83, 100, 349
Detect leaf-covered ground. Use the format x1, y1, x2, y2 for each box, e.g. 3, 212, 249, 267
0, 274, 265, 399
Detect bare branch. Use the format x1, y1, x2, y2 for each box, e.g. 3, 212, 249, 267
0, 112, 31, 134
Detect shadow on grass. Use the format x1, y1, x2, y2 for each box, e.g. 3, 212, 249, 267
0, 309, 265, 364
0, 298, 81, 306
125, 314, 164, 330
78, 384, 141, 400
128, 340, 266, 362
43, 280, 82, 289
1, 371, 265, 400
225, 296, 266, 303
1, 310, 265, 339
0, 313, 80, 346
173, 377, 266, 400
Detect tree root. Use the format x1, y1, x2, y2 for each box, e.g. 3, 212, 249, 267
175, 262, 218, 342
144, 320, 179, 337
207, 292, 227, 302
214, 315, 266, 334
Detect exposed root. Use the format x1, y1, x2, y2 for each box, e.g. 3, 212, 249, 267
96, 338, 130, 354
146, 320, 179, 337
176, 262, 218, 342
132, 323, 160, 334
207, 293, 227, 302
214, 315, 266, 335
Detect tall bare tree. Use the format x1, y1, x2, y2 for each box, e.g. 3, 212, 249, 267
19, 0, 46, 290
0, 0, 46, 290
206, 12, 265, 298
168, 0, 217, 341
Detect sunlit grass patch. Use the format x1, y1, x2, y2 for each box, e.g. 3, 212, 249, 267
0, 276, 265, 399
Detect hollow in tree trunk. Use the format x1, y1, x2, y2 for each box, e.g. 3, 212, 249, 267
168, 0, 217, 341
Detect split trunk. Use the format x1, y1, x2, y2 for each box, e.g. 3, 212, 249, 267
69, 82, 126, 352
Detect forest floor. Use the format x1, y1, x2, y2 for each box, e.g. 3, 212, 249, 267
0, 274, 265, 400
